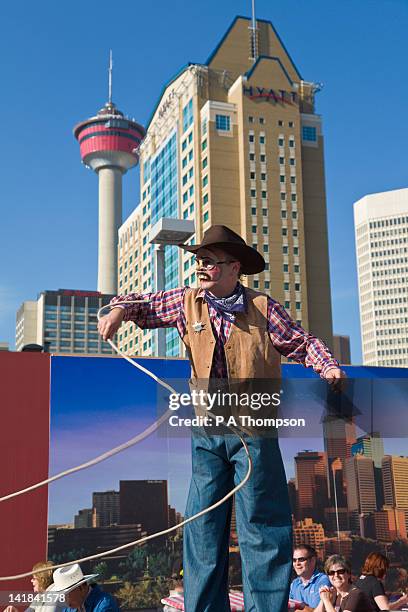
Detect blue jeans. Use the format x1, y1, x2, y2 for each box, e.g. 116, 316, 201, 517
183, 430, 292, 612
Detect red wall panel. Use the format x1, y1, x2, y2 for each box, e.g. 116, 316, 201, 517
0, 352, 50, 593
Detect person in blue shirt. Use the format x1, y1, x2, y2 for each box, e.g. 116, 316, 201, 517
52, 564, 118, 612
289, 545, 331, 608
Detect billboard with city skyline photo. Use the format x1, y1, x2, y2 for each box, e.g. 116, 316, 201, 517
47, 355, 408, 607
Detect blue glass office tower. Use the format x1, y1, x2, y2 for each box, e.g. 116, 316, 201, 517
150, 131, 180, 356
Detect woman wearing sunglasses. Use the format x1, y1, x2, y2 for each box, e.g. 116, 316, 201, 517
314, 555, 371, 612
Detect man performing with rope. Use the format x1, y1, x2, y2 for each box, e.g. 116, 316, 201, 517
98, 225, 345, 612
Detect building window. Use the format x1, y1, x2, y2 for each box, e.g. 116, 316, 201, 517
302, 126, 317, 142
202, 157, 208, 169
280, 193, 286, 200
264, 281, 270, 289
278, 138, 284, 146
248, 116, 254, 123
282, 228, 288, 236
280, 175, 285, 183
262, 227, 268, 235
250, 171, 256, 179
294, 247, 299, 255
262, 209, 267, 216
252, 225, 257, 233
261, 172, 266, 180
249, 134, 254, 143
261, 190, 267, 198
285, 301, 290, 309
188, 132, 193, 143
279, 156, 284, 165
291, 176, 296, 184
203, 211, 209, 223
250, 189, 256, 197
283, 264, 289, 272
283, 246, 288, 254
182, 98, 194, 132
203, 175, 208, 187
289, 158, 295, 166
249, 153, 255, 161
251, 207, 256, 215
215, 114, 231, 131
182, 139, 187, 151
203, 193, 209, 204
296, 302, 301, 310
281, 210, 287, 218
289, 139, 295, 147
278, 120, 283, 126
289, 121, 294, 128
259, 135, 265, 144
263, 244, 268, 252
188, 150, 193, 161
260, 154, 266, 162
254, 280, 259, 288
189, 185, 194, 196
202, 139, 207, 151
259, 117, 265, 124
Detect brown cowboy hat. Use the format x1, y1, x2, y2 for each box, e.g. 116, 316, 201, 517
178, 225, 265, 275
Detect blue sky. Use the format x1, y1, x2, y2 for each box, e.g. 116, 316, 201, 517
1, 0, 408, 362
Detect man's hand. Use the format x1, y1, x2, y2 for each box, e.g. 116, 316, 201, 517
98, 307, 125, 341
323, 367, 347, 392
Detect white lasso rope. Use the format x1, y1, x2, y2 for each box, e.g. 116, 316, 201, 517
0, 300, 252, 580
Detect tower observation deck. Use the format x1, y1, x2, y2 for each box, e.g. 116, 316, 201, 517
74, 96, 145, 294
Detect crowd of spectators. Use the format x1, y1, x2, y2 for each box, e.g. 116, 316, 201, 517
290, 545, 408, 612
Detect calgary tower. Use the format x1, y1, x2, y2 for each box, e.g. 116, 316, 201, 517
74, 52, 145, 294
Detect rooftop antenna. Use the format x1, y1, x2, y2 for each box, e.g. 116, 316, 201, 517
250, 0, 258, 61
108, 49, 113, 104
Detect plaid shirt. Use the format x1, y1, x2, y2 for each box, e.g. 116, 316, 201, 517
110, 286, 339, 378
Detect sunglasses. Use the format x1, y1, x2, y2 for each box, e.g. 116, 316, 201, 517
195, 257, 237, 270
293, 556, 313, 563
328, 568, 347, 577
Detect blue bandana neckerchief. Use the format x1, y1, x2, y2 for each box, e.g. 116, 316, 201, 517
204, 283, 247, 322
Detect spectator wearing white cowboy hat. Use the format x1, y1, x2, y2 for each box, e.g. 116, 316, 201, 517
53, 564, 118, 612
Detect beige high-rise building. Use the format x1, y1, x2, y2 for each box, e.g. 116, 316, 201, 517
119, 15, 334, 357
293, 517, 325, 560
382, 455, 408, 532
344, 455, 377, 533
354, 188, 408, 366
16, 300, 38, 349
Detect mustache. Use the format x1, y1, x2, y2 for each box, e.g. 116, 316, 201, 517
197, 270, 211, 279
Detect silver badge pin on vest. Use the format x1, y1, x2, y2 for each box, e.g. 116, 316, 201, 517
192, 320, 205, 333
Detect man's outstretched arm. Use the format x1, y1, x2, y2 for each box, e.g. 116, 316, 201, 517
98, 287, 187, 341
267, 298, 346, 389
